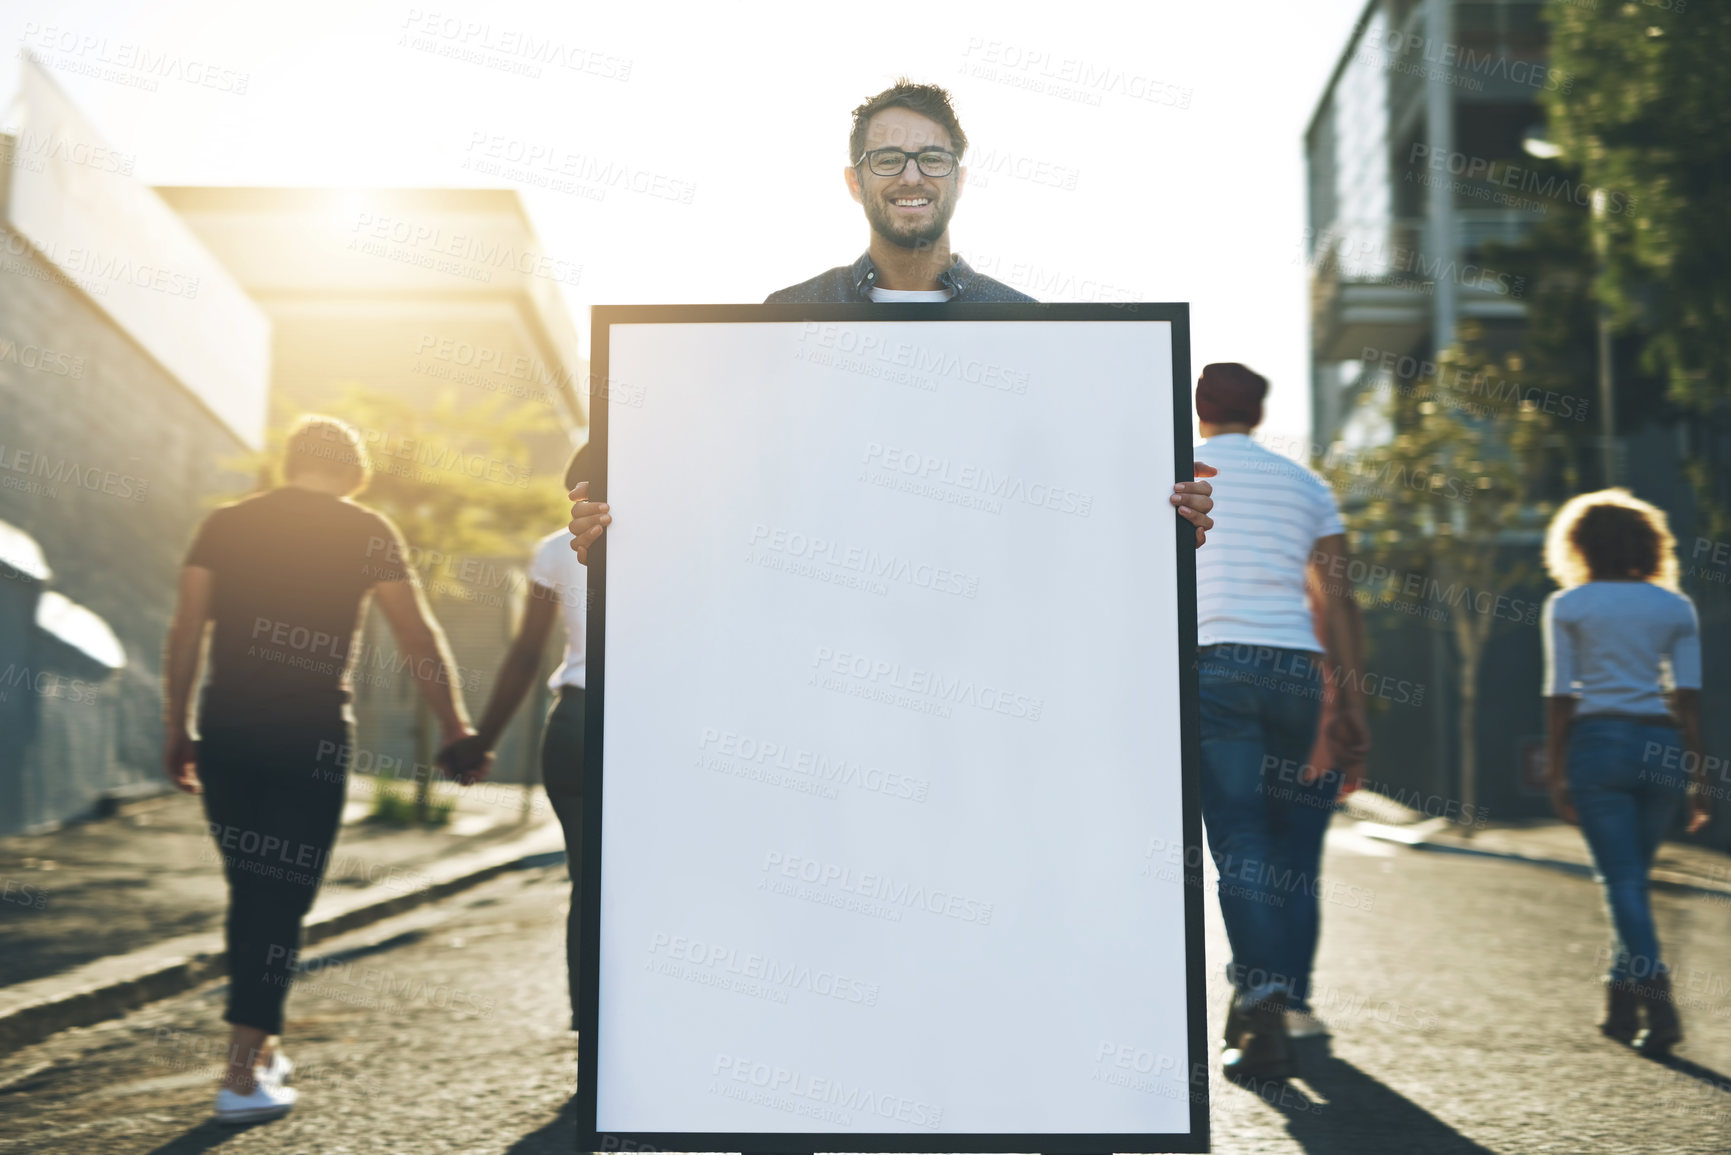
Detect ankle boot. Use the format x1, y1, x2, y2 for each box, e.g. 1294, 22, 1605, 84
1600, 978, 1639, 1043
1222, 991, 1295, 1082
1635, 972, 1683, 1055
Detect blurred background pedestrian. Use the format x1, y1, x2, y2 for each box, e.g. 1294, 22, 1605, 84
1542, 488, 1709, 1055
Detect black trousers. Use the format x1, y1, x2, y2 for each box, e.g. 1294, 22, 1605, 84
541, 686, 584, 1029
198, 719, 350, 1036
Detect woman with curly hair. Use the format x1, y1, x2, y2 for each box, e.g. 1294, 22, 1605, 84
1542, 489, 1709, 1054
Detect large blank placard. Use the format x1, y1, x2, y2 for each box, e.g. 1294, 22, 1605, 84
581, 304, 1203, 1153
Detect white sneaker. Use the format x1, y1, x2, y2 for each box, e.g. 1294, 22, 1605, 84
1287, 1009, 1330, 1038
215, 1080, 298, 1124
258, 1050, 294, 1087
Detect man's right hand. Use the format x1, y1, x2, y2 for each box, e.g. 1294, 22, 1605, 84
1327, 699, 1371, 764
567, 481, 610, 564
1307, 700, 1370, 796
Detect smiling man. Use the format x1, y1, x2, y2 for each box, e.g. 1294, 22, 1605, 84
568, 78, 1216, 552
764, 79, 1035, 303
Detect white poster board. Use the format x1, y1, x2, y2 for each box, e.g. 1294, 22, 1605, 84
582, 304, 1205, 1153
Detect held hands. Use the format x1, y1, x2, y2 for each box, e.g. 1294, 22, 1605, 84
168, 726, 490, 789
1173, 462, 1216, 548
436, 731, 493, 786
163, 730, 200, 794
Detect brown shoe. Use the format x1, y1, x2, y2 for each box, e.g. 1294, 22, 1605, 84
1600, 978, 1639, 1043
1222, 991, 1295, 1082
1635, 973, 1683, 1055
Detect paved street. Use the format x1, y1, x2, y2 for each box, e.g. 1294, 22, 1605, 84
0, 779, 550, 989
2, 830, 1729, 1153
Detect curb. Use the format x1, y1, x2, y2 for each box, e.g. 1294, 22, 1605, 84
1354, 820, 1731, 901
0, 821, 565, 1054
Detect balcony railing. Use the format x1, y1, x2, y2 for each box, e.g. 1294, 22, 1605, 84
1309, 211, 1540, 360
1457, 208, 1543, 254
1308, 219, 1433, 361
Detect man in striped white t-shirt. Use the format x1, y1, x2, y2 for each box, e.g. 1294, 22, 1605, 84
1192, 362, 1369, 1083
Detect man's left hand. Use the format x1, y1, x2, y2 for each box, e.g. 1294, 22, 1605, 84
1173, 462, 1216, 547
163, 730, 200, 794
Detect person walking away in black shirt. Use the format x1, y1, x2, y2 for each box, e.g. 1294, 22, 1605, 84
162, 415, 487, 1124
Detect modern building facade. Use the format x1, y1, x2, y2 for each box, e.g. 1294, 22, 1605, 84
1304, 0, 1729, 839
0, 58, 585, 833
0, 59, 268, 834
1307, 0, 1549, 447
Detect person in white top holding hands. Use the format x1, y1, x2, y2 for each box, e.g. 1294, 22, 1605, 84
441, 446, 591, 1029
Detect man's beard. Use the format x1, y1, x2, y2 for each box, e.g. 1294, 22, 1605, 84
863, 190, 955, 251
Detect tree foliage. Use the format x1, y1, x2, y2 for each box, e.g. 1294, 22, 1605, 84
1316, 323, 1588, 812
1544, 0, 1731, 525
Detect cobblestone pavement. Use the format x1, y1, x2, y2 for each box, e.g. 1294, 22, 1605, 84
2, 827, 1729, 1153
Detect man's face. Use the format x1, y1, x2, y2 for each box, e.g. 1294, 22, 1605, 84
846, 107, 965, 251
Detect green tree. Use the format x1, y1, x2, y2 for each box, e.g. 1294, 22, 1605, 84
1544, 0, 1731, 533
1320, 332, 1571, 824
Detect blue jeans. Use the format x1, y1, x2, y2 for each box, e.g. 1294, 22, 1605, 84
1197, 644, 1329, 1004
1567, 715, 1689, 983
1279, 767, 1342, 1012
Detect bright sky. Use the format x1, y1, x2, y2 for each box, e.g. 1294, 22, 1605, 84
2, 0, 1366, 453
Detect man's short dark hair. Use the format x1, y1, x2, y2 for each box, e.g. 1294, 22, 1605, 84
284, 414, 370, 495
849, 79, 969, 164
1195, 363, 1269, 426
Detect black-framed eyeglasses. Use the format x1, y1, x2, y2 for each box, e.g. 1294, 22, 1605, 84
854, 147, 958, 178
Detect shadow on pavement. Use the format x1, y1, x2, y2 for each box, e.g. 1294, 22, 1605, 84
1241, 1038, 1499, 1154
1648, 1051, 1731, 1094
293, 927, 430, 969
141, 1118, 258, 1154
503, 1092, 578, 1155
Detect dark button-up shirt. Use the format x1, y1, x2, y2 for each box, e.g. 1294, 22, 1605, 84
764, 251, 1036, 304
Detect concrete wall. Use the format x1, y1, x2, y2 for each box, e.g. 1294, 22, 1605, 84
0, 228, 252, 833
